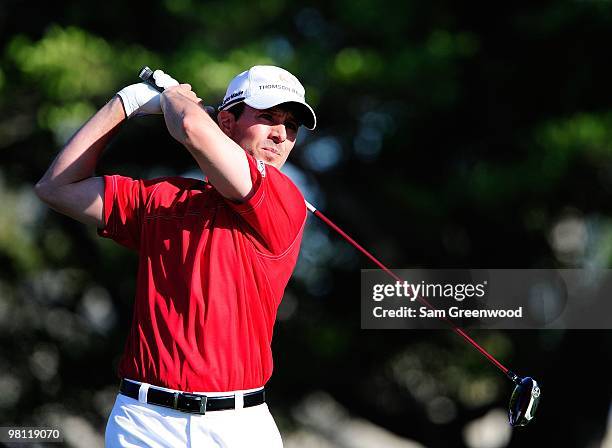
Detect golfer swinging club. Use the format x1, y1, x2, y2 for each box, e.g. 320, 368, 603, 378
35, 65, 317, 447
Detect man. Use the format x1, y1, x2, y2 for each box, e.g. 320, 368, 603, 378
35, 65, 317, 447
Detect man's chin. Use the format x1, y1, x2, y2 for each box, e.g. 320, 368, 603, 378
258, 150, 281, 164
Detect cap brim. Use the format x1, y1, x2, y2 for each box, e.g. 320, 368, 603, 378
244, 97, 317, 130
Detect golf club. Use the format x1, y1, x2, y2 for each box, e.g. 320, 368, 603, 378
304, 201, 541, 427
138, 66, 541, 427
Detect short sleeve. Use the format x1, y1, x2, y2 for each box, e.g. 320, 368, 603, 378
97, 174, 147, 251
226, 155, 307, 256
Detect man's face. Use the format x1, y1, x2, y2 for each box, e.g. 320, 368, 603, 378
220, 104, 299, 169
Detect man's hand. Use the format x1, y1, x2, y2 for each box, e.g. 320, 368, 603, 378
159, 84, 205, 143
117, 70, 179, 118
161, 84, 202, 106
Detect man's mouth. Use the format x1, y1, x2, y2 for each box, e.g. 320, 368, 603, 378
263, 147, 280, 155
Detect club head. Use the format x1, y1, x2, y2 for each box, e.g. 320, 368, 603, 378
508, 376, 541, 426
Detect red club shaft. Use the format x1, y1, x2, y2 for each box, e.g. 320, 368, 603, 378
305, 201, 512, 378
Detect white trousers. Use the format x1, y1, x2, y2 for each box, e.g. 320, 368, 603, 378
105, 382, 283, 448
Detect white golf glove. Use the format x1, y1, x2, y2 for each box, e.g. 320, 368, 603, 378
117, 70, 179, 118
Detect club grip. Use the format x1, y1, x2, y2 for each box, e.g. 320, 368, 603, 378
138, 66, 164, 92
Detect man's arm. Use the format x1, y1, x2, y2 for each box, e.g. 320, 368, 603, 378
160, 85, 253, 202
35, 96, 126, 228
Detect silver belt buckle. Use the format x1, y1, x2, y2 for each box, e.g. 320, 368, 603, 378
199, 395, 208, 414
180, 392, 208, 414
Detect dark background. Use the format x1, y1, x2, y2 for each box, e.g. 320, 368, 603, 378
1, 1, 611, 446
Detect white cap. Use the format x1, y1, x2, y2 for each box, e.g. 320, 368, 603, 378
218, 65, 316, 130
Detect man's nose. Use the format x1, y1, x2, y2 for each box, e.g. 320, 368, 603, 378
269, 124, 287, 143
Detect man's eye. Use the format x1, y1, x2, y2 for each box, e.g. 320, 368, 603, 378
260, 113, 273, 121
286, 122, 298, 131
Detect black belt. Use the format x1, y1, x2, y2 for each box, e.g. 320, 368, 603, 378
119, 379, 265, 414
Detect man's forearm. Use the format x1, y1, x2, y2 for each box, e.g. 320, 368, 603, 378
160, 87, 252, 201
36, 95, 126, 190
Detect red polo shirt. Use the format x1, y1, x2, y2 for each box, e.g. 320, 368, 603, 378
98, 155, 306, 392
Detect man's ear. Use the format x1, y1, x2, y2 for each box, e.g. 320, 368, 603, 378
217, 111, 235, 137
